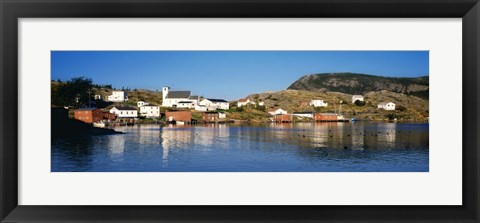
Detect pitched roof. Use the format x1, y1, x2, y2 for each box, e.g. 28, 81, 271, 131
75, 108, 101, 111
207, 98, 228, 103
165, 91, 191, 99
112, 106, 137, 111
178, 101, 194, 104
268, 108, 285, 112
189, 95, 199, 100
293, 112, 314, 114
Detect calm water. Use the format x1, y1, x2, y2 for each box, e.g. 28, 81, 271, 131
51, 122, 429, 172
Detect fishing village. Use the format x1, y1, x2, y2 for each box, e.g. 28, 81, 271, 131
55, 82, 406, 129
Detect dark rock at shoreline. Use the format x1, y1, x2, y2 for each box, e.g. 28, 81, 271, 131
52, 107, 122, 138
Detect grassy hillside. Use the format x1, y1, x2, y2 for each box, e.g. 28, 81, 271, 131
230, 89, 429, 122
92, 88, 163, 108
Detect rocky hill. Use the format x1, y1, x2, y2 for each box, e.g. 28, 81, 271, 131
287, 73, 429, 99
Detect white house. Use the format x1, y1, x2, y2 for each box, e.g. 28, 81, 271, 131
200, 98, 230, 110
177, 101, 197, 109
162, 86, 196, 108
219, 112, 226, 119
292, 112, 314, 118
268, 108, 288, 116
139, 105, 160, 118
195, 105, 208, 112
258, 101, 265, 106
237, 98, 256, 107
110, 106, 137, 118
137, 101, 150, 107
352, 95, 364, 104
94, 95, 102, 100
310, 99, 328, 107
377, 102, 396, 110
107, 91, 128, 102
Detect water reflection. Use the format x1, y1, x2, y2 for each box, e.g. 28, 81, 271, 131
51, 122, 429, 172
51, 136, 95, 171
107, 134, 125, 161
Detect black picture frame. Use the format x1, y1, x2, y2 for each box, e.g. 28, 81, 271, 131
1, 0, 479, 222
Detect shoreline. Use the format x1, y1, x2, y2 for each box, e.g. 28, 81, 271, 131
111, 120, 429, 127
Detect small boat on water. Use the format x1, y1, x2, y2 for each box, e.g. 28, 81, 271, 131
93, 122, 106, 128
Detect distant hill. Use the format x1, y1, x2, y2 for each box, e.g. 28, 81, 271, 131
287, 73, 429, 99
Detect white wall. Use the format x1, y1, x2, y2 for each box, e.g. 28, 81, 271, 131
111, 108, 137, 118
140, 106, 160, 117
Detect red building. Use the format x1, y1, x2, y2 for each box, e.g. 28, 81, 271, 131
314, 113, 338, 122
74, 108, 104, 123
103, 111, 117, 121
274, 114, 292, 123
165, 110, 192, 123
203, 112, 219, 122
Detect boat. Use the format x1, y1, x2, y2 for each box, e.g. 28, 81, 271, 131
93, 122, 106, 128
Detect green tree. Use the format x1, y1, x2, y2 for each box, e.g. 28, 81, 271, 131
255, 105, 266, 112
52, 77, 93, 108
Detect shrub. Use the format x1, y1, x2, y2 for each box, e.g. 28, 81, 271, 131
396, 105, 407, 112
255, 105, 266, 112
386, 113, 397, 120
354, 100, 366, 106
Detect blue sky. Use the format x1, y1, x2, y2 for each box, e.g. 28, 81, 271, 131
51, 51, 429, 100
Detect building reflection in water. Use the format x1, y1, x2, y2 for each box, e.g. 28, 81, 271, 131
160, 124, 230, 164
161, 125, 193, 154
282, 122, 402, 151
378, 123, 396, 147
106, 134, 125, 161
350, 123, 365, 150
195, 124, 230, 148
311, 122, 329, 147
135, 125, 162, 146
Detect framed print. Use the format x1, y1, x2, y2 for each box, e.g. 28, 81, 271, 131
1, 0, 479, 222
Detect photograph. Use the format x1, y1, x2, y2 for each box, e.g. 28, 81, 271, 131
51, 51, 429, 172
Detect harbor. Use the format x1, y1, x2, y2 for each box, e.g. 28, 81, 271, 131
51, 122, 429, 172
